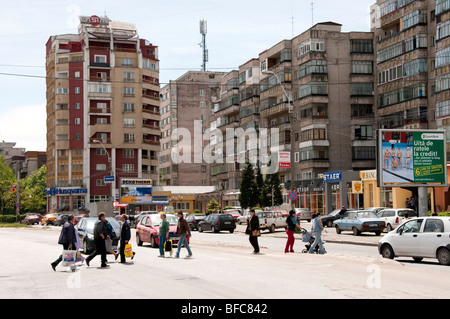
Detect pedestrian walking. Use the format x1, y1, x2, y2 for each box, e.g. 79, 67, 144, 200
175, 211, 192, 258
85, 212, 109, 268
309, 212, 327, 254
246, 209, 260, 254
285, 209, 301, 253
158, 213, 170, 257
105, 218, 118, 261
51, 214, 76, 271
119, 214, 134, 263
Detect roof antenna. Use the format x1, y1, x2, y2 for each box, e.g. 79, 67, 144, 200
311, 0, 315, 26
199, 20, 208, 71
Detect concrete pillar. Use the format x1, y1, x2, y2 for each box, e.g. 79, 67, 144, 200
418, 186, 428, 217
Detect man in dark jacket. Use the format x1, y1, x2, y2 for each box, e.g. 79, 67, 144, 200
86, 212, 109, 268
175, 211, 192, 258
119, 214, 134, 263
247, 209, 260, 254
51, 214, 76, 271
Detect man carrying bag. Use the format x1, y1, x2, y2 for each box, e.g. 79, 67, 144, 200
86, 212, 109, 268
51, 214, 76, 271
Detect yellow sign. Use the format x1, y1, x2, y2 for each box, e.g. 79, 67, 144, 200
352, 181, 363, 194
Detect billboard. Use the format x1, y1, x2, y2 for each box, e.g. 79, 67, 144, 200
120, 179, 152, 204
378, 130, 447, 187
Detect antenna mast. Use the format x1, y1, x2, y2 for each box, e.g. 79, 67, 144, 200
199, 20, 208, 71
311, 1, 315, 26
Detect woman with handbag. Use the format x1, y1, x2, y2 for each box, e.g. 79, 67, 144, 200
247, 209, 260, 254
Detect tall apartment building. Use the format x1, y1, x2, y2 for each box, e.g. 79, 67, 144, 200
45, 16, 160, 213
159, 71, 225, 187
207, 22, 376, 211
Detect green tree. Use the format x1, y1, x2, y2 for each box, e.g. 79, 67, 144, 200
239, 162, 258, 209
0, 155, 16, 214
207, 198, 220, 211
20, 165, 47, 212
270, 173, 283, 207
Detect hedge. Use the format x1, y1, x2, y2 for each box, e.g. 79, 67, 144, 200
0, 215, 25, 223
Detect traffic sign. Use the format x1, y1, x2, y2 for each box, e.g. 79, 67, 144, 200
288, 190, 298, 201
104, 176, 115, 183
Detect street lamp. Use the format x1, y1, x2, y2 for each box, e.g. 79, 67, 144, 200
261, 69, 295, 209
93, 139, 115, 201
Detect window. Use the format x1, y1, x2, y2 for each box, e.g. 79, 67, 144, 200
123, 118, 135, 128
351, 83, 373, 96
122, 58, 133, 66
352, 146, 375, 160
123, 149, 134, 158
56, 88, 69, 94
300, 128, 326, 142
377, 42, 403, 63
88, 83, 111, 93
398, 219, 423, 233
96, 118, 107, 124
351, 104, 373, 117
351, 61, 373, 74
123, 164, 134, 173
300, 146, 329, 161
298, 60, 327, 78
124, 133, 135, 143
435, 47, 450, 68
74, 87, 80, 94
123, 72, 135, 82
74, 71, 80, 78
423, 219, 444, 233
200, 89, 205, 96
354, 125, 373, 140
96, 149, 106, 156
74, 118, 81, 125
123, 103, 135, 113
96, 164, 107, 171
123, 87, 135, 95
94, 55, 107, 63
96, 179, 106, 186
350, 39, 373, 54
74, 103, 81, 110
402, 10, 427, 30
298, 82, 328, 99
297, 39, 325, 57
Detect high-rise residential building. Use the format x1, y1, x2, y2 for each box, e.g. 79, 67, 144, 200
159, 71, 225, 187
45, 16, 160, 213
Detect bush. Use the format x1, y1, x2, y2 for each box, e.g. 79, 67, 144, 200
0, 215, 25, 223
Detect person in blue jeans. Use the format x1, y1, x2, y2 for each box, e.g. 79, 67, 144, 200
175, 212, 192, 258
158, 213, 170, 257
309, 212, 327, 254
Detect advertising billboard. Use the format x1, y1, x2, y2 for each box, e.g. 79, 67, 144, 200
120, 179, 152, 204
378, 130, 447, 187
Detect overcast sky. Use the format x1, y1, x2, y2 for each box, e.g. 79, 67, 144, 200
0, 0, 374, 152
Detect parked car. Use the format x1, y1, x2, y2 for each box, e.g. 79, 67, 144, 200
53, 214, 69, 226
41, 213, 58, 226
21, 214, 43, 225
366, 207, 389, 214
76, 217, 121, 254
73, 214, 86, 225
333, 210, 385, 236
378, 217, 450, 265
223, 209, 241, 221
136, 214, 187, 248
133, 211, 158, 228
198, 213, 236, 233
185, 214, 206, 231
377, 208, 417, 232
294, 208, 312, 222
257, 211, 287, 233
321, 209, 358, 228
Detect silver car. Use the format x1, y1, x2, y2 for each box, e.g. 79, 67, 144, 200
295, 208, 312, 222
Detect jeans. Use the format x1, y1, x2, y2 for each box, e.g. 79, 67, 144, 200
309, 231, 326, 254
175, 234, 192, 257
159, 235, 167, 256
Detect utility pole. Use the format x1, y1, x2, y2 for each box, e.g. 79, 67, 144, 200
200, 20, 208, 71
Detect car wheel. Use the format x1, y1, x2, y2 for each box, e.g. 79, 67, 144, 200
437, 247, 450, 265
270, 224, 275, 233
199, 225, 203, 232
352, 227, 361, 236
381, 244, 394, 259
83, 240, 90, 254
387, 224, 393, 232
335, 225, 341, 234
211, 226, 216, 233
151, 235, 159, 248
136, 233, 143, 246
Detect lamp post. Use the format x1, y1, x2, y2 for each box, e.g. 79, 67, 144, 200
261, 69, 295, 209
93, 139, 115, 201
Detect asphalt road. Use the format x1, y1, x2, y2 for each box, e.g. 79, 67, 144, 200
1, 225, 449, 301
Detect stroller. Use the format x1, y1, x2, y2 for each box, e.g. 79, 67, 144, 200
300, 228, 324, 254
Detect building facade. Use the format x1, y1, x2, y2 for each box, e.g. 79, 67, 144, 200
45, 17, 160, 213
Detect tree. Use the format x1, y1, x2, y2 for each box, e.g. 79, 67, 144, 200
0, 155, 16, 214
239, 162, 258, 209
207, 198, 220, 211
20, 165, 47, 212
270, 173, 283, 207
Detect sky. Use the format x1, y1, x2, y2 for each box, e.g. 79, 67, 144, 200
0, 0, 375, 152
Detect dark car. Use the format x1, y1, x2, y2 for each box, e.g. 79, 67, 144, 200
321, 209, 358, 228
76, 217, 121, 254
185, 214, 206, 231
53, 214, 69, 226
21, 214, 43, 225
198, 213, 236, 233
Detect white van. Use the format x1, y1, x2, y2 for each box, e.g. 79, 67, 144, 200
378, 217, 450, 265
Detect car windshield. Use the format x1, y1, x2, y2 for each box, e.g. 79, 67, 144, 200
220, 214, 235, 221
356, 211, 378, 219
150, 214, 178, 226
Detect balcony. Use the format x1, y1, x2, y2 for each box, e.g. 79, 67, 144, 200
260, 101, 291, 118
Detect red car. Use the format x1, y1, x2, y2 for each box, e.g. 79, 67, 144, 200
136, 214, 189, 248
21, 214, 43, 225
73, 214, 86, 225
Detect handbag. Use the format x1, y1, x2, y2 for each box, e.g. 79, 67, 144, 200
61, 250, 76, 267
252, 230, 261, 237
164, 239, 173, 252
124, 244, 134, 258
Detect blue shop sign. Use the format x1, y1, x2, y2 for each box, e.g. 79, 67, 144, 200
324, 171, 342, 183
45, 187, 88, 196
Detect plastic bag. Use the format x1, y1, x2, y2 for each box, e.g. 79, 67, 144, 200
61, 250, 76, 267
124, 244, 133, 258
